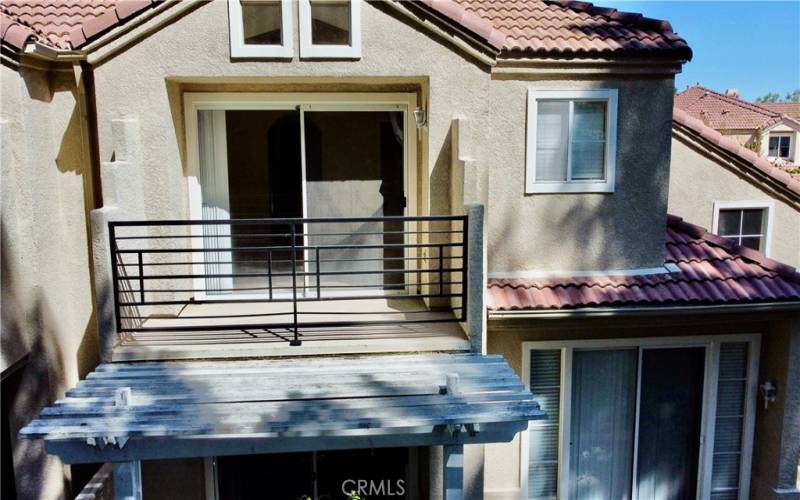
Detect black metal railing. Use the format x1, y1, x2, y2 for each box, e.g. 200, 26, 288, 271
109, 215, 468, 345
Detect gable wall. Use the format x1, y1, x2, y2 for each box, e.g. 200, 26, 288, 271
668, 135, 800, 268
90, 1, 674, 276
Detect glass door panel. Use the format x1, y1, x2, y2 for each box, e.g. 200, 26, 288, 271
569, 348, 637, 500
303, 110, 405, 296
636, 347, 705, 500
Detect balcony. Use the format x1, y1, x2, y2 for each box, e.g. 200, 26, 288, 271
108, 215, 472, 360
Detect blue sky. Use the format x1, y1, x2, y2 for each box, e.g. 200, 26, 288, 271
599, 1, 800, 101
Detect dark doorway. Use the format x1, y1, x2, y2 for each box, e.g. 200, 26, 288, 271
636, 347, 706, 500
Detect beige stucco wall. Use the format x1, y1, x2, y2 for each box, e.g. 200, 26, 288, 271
90, 1, 672, 285
484, 313, 800, 499
668, 135, 800, 268
1, 62, 98, 499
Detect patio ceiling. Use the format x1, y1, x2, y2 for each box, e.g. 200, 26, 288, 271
21, 353, 543, 464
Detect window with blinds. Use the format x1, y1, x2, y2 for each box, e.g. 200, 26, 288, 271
711, 342, 749, 500
528, 349, 562, 500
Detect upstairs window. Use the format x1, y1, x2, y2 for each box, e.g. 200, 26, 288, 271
526, 90, 618, 193
713, 202, 773, 254
768, 133, 792, 160
299, 0, 361, 58
229, 0, 293, 58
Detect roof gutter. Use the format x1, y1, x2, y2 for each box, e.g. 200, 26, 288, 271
488, 301, 800, 320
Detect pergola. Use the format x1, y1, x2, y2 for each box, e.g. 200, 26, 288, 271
22, 353, 543, 499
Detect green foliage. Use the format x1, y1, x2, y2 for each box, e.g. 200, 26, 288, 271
755, 92, 781, 103
755, 90, 800, 103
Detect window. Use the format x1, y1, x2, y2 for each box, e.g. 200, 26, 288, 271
768, 134, 792, 159
526, 89, 618, 193
229, 0, 293, 58
523, 336, 759, 500
713, 202, 773, 254
299, 0, 361, 58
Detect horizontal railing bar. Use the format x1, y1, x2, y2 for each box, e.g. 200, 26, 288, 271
128, 281, 463, 295
115, 241, 463, 254
117, 255, 464, 267
110, 215, 467, 227
120, 316, 462, 333
118, 292, 465, 307
120, 307, 457, 321
115, 266, 466, 280
114, 229, 464, 240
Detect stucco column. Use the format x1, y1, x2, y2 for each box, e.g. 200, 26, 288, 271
465, 203, 486, 354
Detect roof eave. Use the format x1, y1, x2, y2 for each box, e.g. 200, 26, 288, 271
488, 300, 800, 319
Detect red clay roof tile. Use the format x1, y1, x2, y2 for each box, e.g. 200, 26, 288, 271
673, 107, 800, 191
487, 215, 800, 311
675, 85, 800, 131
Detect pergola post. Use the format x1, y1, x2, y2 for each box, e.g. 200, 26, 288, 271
113, 460, 142, 500
443, 444, 464, 500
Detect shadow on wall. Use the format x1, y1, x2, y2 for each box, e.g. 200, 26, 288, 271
490, 81, 673, 272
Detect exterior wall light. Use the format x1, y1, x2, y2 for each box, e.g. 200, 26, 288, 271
759, 380, 777, 409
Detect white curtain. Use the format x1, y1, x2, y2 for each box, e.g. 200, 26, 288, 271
535, 101, 569, 181
569, 349, 637, 500
197, 110, 233, 294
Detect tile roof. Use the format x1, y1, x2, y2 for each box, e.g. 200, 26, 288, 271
675, 85, 799, 131
673, 107, 800, 190
427, 0, 691, 58
487, 215, 800, 311
3, 0, 691, 60
760, 102, 800, 122
1, 10, 39, 50
0, 0, 158, 50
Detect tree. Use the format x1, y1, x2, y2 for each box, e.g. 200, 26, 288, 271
755, 92, 781, 103
755, 90, 800, 103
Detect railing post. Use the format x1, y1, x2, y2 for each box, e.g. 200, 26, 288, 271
109, 222, 123, 335
289, 222, 301, 346
439, 244, 445, 296
460, 215, 468, 322
137, 251, 145, 304
267, 250, 273, 300
315, 247, 321, 299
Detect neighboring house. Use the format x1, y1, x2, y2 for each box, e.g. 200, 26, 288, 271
675, 85, 800, 169
1, 3, 798, 500
669, 107, 800, 269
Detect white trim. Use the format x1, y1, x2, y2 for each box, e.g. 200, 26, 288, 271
521, 334, 760, 500
183, 92, 417, 301
299, 0, 362, 59
712, 200, 774, 256
488, 263, 678, 280
525, 89, 618, 194
228, 0, 293, 58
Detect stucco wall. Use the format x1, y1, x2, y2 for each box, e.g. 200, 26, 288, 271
668, 135, 800, 268
90, 1, 671, 284
1, 62, 98, 499
482, 77, 673, 272
483, 314, 799, 499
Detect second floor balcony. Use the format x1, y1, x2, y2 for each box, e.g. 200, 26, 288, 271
108, 214, 473, 360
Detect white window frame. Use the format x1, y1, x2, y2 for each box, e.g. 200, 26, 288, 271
183, 92, 417, 302
299, 0, 361, 59
525, 89, 618, 194
712, 200, 774, 256
521, 334, 760, 500
228, 0, 293, 58
767, 132, 793, 160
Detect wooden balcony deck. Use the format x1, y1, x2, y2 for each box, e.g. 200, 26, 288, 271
113, 298, 471, 361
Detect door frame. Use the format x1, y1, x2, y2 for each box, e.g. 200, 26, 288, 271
184, 92, 418, 301
520, 333, 760, 500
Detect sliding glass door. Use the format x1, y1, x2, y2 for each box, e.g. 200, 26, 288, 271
525, 337, 758, 500
188, 95, 412, 299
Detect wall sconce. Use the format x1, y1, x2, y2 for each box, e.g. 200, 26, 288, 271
414, 107, 427, 129
759, 380, 777, 409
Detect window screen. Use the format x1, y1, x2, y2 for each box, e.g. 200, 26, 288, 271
768, 135, 791, 158
710, 342, 749, 500
528, 350, 562, 500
